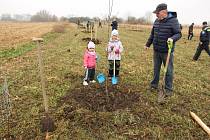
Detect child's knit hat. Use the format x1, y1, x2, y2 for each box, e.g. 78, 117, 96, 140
111, 29, 119, 36
88, 41, 95, 49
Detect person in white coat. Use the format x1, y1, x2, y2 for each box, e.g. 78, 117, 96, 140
106, 29, 123, 78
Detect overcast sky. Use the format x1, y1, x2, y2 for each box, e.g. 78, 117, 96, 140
0, 0, 209, 25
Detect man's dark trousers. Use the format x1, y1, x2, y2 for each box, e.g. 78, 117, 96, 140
151, 51, 174, 91
193, 43, 210, 60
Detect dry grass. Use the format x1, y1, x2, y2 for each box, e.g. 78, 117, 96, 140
53, 24, 66, 33
0, 22, 58, 49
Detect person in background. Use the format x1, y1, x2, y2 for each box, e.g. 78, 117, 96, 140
86, 20, 90, 32
193, 21, 210, 60
180, 24, 183, 30
188, 23, 194, 40
99, 20, 102, 28
111, 19, 118, 31
77, 19, 80, 29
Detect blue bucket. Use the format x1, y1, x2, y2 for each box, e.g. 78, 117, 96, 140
111, 76, 118, 85
97, 73, 106, 84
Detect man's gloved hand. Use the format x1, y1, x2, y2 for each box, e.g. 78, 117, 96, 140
144, 45, 149, 50
167, 38, 173, 49
84, 66, 87, 69
167, 38, 173, 43
199, 42, 203, 45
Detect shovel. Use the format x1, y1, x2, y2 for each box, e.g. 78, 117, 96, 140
97, 73, 106, 84
158, 40, 173, 103
95, 54, 106, 84
112, 52, 118, 85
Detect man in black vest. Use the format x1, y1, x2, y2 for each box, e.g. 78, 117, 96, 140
193, 21, 210, 60
144, 3, 182, 95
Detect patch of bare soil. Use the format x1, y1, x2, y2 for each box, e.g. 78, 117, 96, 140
82, 37, 102, 44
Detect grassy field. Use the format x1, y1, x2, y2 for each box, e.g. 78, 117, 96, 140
0, 22, 210, 139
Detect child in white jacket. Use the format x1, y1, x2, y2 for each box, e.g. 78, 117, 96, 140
106, 29, 123, 78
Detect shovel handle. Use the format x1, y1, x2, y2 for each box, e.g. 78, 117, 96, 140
190, 111, 210, 136
163, 40, 173, 76
162, 48, 172, 82
164, 49, 171, 72
113, 53, 115, 77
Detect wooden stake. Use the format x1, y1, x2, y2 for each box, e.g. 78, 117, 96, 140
35, 39, 49, 113
33, 38, 55, 133
190, 111, 210, 136
32, 37, 44, 42
95, 23, 98, 40
45, 132, 50, 140
90, 25, 92, 40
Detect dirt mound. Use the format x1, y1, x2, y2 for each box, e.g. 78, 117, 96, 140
59, 84, 141, 112
56, 84, 157, 139
130, 29, 144, 32
81, 30, 95, 33
82, 37, 102, 44
1, 134, 15, 140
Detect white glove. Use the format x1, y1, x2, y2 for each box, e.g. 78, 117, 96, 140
144, 46, 149, 50
167, 38, 173, 49
167, 38, 173, 43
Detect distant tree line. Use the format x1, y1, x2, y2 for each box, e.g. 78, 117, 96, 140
0, 10, 152, 24
126, 16, 151, 24
67, 17, 91, 23
66, 15, 152, 25
30, 10, 58, 22
0, 13, 31, 21
0, 10, 58, 22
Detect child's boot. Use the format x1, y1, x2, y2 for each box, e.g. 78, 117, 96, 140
108, 70, 113, 79
90, 80, 96, 83
115, 70, 119, 77
83, 81, 88, 86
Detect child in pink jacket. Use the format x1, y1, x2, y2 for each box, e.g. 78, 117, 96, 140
83, 41, 97, 86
